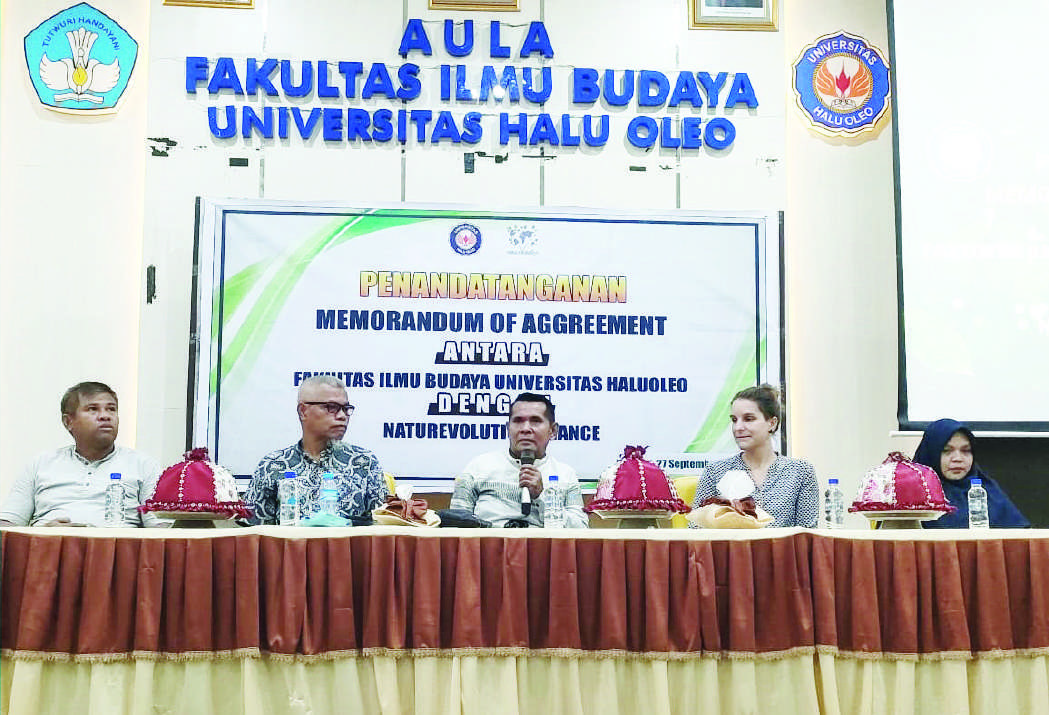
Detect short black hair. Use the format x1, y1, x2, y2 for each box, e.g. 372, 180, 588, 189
61, 381, 118, 416
509, 392, 556, 423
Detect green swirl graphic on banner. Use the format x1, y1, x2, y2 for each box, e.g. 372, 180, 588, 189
213, 211, 433, 395
684, 336, 765, 452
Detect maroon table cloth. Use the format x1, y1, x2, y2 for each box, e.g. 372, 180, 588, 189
3, 527, 1048, 661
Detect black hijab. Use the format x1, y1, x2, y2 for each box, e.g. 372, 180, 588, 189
914, 418, 1028, 529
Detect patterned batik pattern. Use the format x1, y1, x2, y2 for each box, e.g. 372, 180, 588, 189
245, 441, 388, 524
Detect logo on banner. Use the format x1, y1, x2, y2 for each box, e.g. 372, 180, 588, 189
793, 31, 890, 136
449, 224, 482, 255
507, 224, 538, 255
24, 3, 139, 115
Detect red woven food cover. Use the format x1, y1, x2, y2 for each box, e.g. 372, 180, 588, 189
584, 445, 691, 513
849, 452, 956, 513
139, 447, 252, 519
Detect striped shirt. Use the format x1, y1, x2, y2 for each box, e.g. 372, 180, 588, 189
451, 450, 588, 528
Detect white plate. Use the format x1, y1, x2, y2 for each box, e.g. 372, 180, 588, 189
151, 510, 231, 521
856, 510, 947, 521
592, 509, 673, 520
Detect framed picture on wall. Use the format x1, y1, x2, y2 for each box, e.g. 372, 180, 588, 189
429, 0, 519, 10
163, 0, 253, 8
690, 0, 778, 30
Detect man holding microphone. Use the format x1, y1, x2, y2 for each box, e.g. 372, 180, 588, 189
450, 392, 588, 528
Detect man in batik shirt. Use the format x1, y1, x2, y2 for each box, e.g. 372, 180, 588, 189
245, 375, 387, 523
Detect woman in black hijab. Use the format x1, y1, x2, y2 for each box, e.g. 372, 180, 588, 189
914, 418, 1028, 529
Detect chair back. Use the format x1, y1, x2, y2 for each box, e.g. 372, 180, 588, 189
669, 475, 699, 528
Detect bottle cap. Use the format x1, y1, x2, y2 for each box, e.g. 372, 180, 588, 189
828, 478, 838, 485
322, 471, 335, 480
283, 471, 296, 479
971, 477, 982, 486
110, 472, 121, 480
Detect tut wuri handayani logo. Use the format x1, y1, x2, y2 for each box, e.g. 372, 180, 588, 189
793, 31, 890, 136
24, 3, 138, 115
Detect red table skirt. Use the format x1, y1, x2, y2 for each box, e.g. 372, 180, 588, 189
3, 527, 1048, 661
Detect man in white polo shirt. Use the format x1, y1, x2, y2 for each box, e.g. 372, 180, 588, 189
0, 381, 165, 527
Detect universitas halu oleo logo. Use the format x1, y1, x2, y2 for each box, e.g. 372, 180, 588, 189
24, 3, 138, 115
449, 224, 482, 256
793, 31, 890, 137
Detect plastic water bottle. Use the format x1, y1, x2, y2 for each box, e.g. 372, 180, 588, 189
278, 471, 299, 525
824, 478, 845, 529
104, 472, 124, 527
542, 474, 566, 528
968, 478, 989, 529
318, 472, 340, 517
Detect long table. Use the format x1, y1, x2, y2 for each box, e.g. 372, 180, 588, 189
3, 526, 1049, 714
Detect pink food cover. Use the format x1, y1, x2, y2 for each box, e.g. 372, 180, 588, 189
140, 447, 252, 519
585, 445, 691, 513
849, 452, 956, 513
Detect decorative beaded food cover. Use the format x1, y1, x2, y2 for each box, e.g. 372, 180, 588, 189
584, 445, 691, 513
140, 447, 252, 519
848, 452, 956, 513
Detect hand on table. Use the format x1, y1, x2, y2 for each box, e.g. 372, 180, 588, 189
41, 517, 90, 527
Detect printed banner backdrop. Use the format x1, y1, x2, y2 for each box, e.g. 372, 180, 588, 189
191, 202, 782, 483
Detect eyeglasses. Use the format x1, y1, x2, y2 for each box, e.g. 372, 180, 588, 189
302, 401, 355, 416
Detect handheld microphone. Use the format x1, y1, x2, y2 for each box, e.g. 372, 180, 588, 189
520, 449, 535, 516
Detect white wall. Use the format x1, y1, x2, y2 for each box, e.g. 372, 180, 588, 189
1, 0, 902, 521
0, 1, 151, 479
784, 3, 902, 524
135, 0, 787, 459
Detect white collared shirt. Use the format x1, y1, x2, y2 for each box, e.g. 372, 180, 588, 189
450, 449, 588, 528
0, 445, 164, 527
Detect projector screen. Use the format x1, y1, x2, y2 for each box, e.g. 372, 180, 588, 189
892, 1, 1049, 431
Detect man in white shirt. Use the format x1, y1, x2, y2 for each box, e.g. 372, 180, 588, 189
451, 392, 588, 528
0, 381, 164, 527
